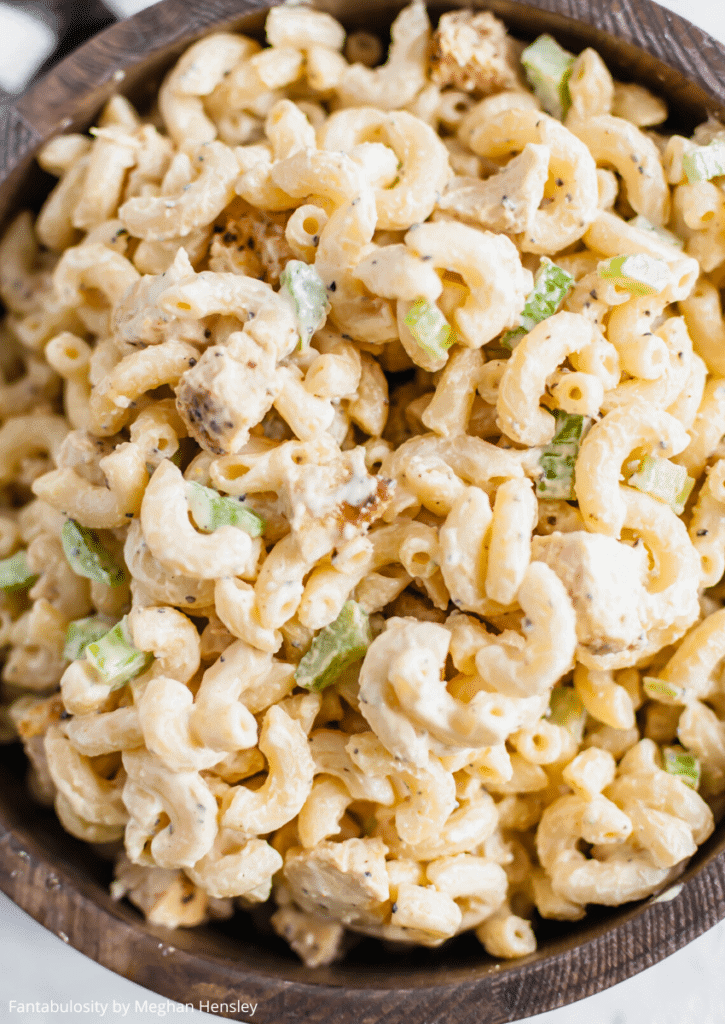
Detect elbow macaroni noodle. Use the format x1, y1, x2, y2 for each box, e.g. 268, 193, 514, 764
2, 0, 725, 971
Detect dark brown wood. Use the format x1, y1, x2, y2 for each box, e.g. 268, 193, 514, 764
2, 1, 725, 1020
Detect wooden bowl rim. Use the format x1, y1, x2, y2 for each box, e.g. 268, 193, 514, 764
2, 1, 725, 1020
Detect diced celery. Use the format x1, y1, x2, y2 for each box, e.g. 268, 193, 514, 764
629, 215, 684, 250
643, 676, 685, 703
597, 253, 670, 296
61, 520, 126, 588
404, 299, 455, 360
501, 258, 573, 349
537, 410, 590, 500
500, 326, 527, 351
520, 258, 574, 331
548, 686, 586, 740
628, 456, 694, 515
187, 481, 265, 537
674, 476, 696, 514
0, 550, 38, 592
682, 139, 725, 183
64, 615, 117, 662
295, 601, 372, 692
85, 616, 153, 689
280, 259, 330, 349
521, 34, 575, 120
663, 745, 701, 790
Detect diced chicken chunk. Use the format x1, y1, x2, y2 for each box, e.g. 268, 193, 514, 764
429, 10, 521, 94
9, 694, 64, 806
437, 143, 549, 235
271, 904, 346, 967
113, 250, 208, 350
111, 854, 218, 928
532, 531, 649, 662
209, 211, 295, 287
175, 333, 279, 454
283, 837, 390, 926
285, 445, 393, 547
55, 430, 115, 487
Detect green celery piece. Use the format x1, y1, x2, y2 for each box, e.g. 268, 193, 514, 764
663, 746, 701, 790
500, 326, 527, 351
597, 253, 670, 296
280, 259, 330, 349
86, 615, 153, 689
61, 520, 126, 588
501, 258, 573, 349
674, 476, 696, 515
187, 481, 265, 537
548, 686, 586, 740
537, 410, 590, 500
629, 215, 684, 250
404, 299, 455, 360
0, 550, 38, 592
64, 615, 117, 662
520, 258, 574, 331
682, 139, 725, 183
628, 456, 694, 515
521, 34, 575, 120
295, 601, 372, 692
642, 676, 685, 703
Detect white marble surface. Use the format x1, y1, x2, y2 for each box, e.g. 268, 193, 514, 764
3, 0, 725, 1021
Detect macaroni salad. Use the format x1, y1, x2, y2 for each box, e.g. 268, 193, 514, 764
3, 0, 725, 967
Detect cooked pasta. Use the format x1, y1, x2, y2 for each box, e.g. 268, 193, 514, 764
3, 0, 725, 970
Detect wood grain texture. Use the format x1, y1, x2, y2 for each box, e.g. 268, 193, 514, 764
2, 1, 725, 1021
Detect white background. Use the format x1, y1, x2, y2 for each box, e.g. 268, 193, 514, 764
3, 0, 725, 1022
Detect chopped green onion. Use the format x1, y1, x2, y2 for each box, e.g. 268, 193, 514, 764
294, 601, 372, 692
85, 615, 153, 689
404, 299, 455, 360
521, 34, 575, 121
64, 615, 117, 662
682, 138, 725, 183
501, 258, 573, 349
628, 456, 694, 515
61, 520, 126, 588
597, 253, 671, 296
0, 550, 38, 592
548, 686, 586, 740
643, 676, 685, 703
663, 745, 701, 790
280, 259, 330, 349
537, 410, 590, 500
187, 481, 265, 537
629, 215, 684, 250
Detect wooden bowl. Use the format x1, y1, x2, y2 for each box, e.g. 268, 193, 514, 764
2, 2, 725, 1020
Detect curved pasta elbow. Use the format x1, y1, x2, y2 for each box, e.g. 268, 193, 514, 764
222, 704, 314, 834
128, 605, 201, 683
140, 459, 258, 580
32, 442, 148, 529
474, 563, 576, 697
187, 835, 282, 899
496, 311, 601, 446
405, 221, 530, 349
122, 748, 218, 869
119, 142, 238, 242
138, 676, 226, 772
575, 405, 690, 537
